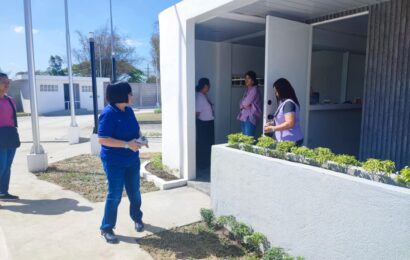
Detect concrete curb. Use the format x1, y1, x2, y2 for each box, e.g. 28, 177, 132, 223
140, 161, 187, 190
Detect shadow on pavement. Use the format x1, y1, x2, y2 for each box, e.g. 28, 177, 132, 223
0, 198, 93, 215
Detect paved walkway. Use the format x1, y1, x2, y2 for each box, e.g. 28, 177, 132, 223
0, 141, 210, 259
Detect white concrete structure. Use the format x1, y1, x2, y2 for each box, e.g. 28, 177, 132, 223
11, 75, 109, 115
211, 145, 410, 260
159, 0, 386, 180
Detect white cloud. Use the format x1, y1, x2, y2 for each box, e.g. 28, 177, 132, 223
125, 39, 144, 47
13, 26, 39, 34
14, 26, 24, 33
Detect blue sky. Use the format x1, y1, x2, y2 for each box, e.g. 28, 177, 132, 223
0, 0, 180, 77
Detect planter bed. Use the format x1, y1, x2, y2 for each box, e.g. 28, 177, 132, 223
141, 161, 187, 190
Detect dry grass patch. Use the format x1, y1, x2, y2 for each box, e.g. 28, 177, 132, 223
35, 154, 159, 202
139, 222, 259, 260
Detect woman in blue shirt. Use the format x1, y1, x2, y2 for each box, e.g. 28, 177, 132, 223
98, 82, 147, 244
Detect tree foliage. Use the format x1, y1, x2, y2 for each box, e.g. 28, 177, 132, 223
47, 55, 67, 76
150, 21, 160, 75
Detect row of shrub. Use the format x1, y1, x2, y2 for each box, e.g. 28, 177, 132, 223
200, 208, 304, 260
227, 133, 410, 187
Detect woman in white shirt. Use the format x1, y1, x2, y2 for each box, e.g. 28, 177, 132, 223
195, 78, 215, 170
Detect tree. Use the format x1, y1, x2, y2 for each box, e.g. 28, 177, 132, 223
150, 21, 160, 75
47, 55, 67, 76
73, 25, 140, 78
122, 68, 144, 83
146, 75, 158, 84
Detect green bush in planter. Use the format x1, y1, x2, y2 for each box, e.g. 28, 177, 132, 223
263, 247, 304, 260
290, 146, 315, 158
231, 221, 253, 241
276, 141, 296, 153
398, 167, 410, 185
312, 147, 335, 164
362, 158, 396, 175
244, 232, 269, 254
227, 133, 255, 146
215, 215, 236, 228
200, 208, 215, 228
332, 154, 361, 166
256, 136, 277, 149
151, 153, 163, 170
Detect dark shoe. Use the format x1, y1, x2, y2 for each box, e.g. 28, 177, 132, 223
0, 193, 19, 200
135, 222, 144, 232
101, 229, 119, 244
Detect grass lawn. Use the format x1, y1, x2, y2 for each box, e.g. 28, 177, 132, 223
35, 154, 159, 202
135, 112, 162, 123
139, 222, 260, 260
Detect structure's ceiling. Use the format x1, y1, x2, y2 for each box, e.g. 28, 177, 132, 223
316, 14, 368, 37
233, 0, 387, 21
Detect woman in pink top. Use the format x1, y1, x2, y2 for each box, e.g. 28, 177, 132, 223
0, 73, 20, 200
237, 71, 262, 137
195, 78, 215, 170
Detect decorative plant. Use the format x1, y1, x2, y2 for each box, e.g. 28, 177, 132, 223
215, 215, 236, 228
362, 158, 396, 175
256, 136, 277, 149
231, 221, 253, 241
227, 133, 255, 146
200, 208, 215, 228
332, 154, 361, 166
312, 147, 335, 164
276, 141, 296, 153
290, 146, 315, 158
244, 232, 269, 254
263, 247, 304, 260
151, 153, 164, 170
397, 166, 410, 185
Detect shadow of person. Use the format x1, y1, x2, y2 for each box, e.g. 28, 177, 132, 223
116, 224, 167, 244
0, 198, 93, 215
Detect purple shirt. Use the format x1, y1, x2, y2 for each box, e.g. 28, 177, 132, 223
237, 86, 262, 125
274, 99, 304, 142
196, 92, 214, 121
0, 96, 17, 127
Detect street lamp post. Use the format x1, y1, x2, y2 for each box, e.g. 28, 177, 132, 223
109, 0, 116, 82
24, 0, 48, 172
89, 32, 100, 155
64, 0, 80, 144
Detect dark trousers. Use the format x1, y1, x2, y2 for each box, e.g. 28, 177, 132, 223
100, 160, 143, 231
196, 119, 215, 169
0, 148, 17, 195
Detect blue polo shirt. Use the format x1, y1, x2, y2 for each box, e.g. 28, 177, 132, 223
98, 104, 140, 166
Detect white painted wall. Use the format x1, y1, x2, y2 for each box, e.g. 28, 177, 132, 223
313, 28, 367, 53
212, 145, 410, 260
264, 16, 312, 143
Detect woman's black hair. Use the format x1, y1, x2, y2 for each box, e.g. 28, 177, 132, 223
196, 78, 210, 92
0, 73, 8, 79
245, 71, 257, 86
273, 78, 300, 107
106, 81, 132, 104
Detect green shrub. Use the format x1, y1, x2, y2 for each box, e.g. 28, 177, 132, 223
398, 166, 410, 185
154, 107, 162, 114
362, 158, 396, 175
312, 147, 335, 164
231, 221, 253, 241
151, 153, 163, 170
276, 141, 296, 153
215, 215, 236, 227
290, 146, 315, 158
200, 208, 215, 228
256, 136, 277, 149
263, 247, 304, 260
227, 133, 255, 146
244, 232, 269, 254
332, 154, 361, 166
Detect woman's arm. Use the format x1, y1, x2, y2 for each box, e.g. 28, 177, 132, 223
264, 113, 296, 133
99, 137, 140, 152
240, 87, 256, 109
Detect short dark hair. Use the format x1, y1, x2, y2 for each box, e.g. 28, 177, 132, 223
245, 71, 257, 85
273, 78, 300, 107
0, 73, 8, 79
196, 78, 210, 92
106, 81, 132, 104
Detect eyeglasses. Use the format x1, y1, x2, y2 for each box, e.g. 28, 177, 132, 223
0, 79, 10, 85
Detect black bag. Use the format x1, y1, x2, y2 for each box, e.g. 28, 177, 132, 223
0, 97, 21, 149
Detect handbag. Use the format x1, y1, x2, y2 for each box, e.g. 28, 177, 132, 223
0, 96, 21, 148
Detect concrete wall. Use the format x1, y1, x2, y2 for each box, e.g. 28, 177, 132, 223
211, 145, 410, 260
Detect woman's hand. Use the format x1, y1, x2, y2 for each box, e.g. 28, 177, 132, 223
264, 125, 275, 133
128, 140, 141, 152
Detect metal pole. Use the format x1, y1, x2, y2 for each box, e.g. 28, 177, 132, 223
155, 67, 160, 107
99, 43, 102, 77
89, 33, 99, 134
109, 0, 116, 82
23, 0, 43, 154
64, 0, 77, 127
